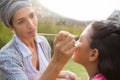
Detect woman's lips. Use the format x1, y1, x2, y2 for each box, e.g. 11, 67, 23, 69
29, 29, 36, 34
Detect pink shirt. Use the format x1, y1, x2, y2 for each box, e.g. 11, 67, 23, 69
93, 73, 106, 80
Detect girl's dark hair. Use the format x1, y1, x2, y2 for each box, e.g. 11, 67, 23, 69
90, 21, 120, 80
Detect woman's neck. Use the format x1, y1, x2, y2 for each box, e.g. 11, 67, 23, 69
17, 35, 35, 48
23, 39, 35, 48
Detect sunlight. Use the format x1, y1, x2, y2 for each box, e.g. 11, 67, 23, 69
38, 0, 120, 20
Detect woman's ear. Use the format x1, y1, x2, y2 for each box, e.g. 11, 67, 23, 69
89, 48, 99, 62
9, 26, 15, 33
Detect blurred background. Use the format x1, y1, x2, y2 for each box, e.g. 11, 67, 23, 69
0, 0, 120, 79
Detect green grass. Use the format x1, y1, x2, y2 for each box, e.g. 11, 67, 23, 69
0, 22, 13, 48
60, 58, 88, 80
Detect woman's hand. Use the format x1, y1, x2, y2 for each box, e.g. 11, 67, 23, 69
59, 71, 80, 80
40, 31, 78, 80
53, 31, 77, 63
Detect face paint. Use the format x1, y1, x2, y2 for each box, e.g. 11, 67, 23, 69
75, 40, 81, 47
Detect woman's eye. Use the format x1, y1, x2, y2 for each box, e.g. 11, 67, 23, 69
18, 21, 24, 24
30, 13, 35, 19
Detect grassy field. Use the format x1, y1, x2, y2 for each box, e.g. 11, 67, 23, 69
57, 58, 88, 80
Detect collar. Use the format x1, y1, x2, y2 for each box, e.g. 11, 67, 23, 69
14, 34, 43, 58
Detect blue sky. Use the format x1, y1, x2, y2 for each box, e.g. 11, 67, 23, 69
39, 0, 120, 20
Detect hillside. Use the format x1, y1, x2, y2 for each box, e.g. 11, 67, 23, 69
0, 0, 92, 48
31, 0, 91, 27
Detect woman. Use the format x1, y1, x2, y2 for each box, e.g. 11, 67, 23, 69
41, 20, 120, 80
0, 0, 79, 80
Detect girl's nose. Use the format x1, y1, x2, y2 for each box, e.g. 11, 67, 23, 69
75, 40, 80, 47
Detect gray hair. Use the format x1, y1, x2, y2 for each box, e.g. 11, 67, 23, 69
0, 0, 32, 28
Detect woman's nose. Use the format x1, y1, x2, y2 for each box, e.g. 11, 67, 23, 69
27, 19, 34, 28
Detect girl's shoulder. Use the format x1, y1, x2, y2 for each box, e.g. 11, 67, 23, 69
93, 73, 107, 80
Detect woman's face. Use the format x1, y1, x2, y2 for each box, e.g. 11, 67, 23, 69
12, 7, 38, 39
72, 24, 93, 66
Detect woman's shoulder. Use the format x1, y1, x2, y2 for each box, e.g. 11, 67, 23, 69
0, 39, 16, 53
0, 39, 25, 68
36, 35, 48, 42
0, 38, 22, 61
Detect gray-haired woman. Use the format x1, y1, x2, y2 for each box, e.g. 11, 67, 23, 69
0, 0, 79, 80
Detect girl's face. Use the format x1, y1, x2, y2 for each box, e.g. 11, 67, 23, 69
12, 7, 38, 40
72, 24, 94, 66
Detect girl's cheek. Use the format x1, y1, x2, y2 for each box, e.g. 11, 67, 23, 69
74, 41, 83, 55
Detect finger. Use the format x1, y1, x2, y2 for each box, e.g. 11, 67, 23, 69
54, 31, 68, 43
60, 43, 77, 56
54, 31, 73, 44
61, 34, 75, 46
55, 37, 76, 53
61, 39, 75, 52
54, 43, 76, 56
65, 46, 77, 55
55, 33, 75, 50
